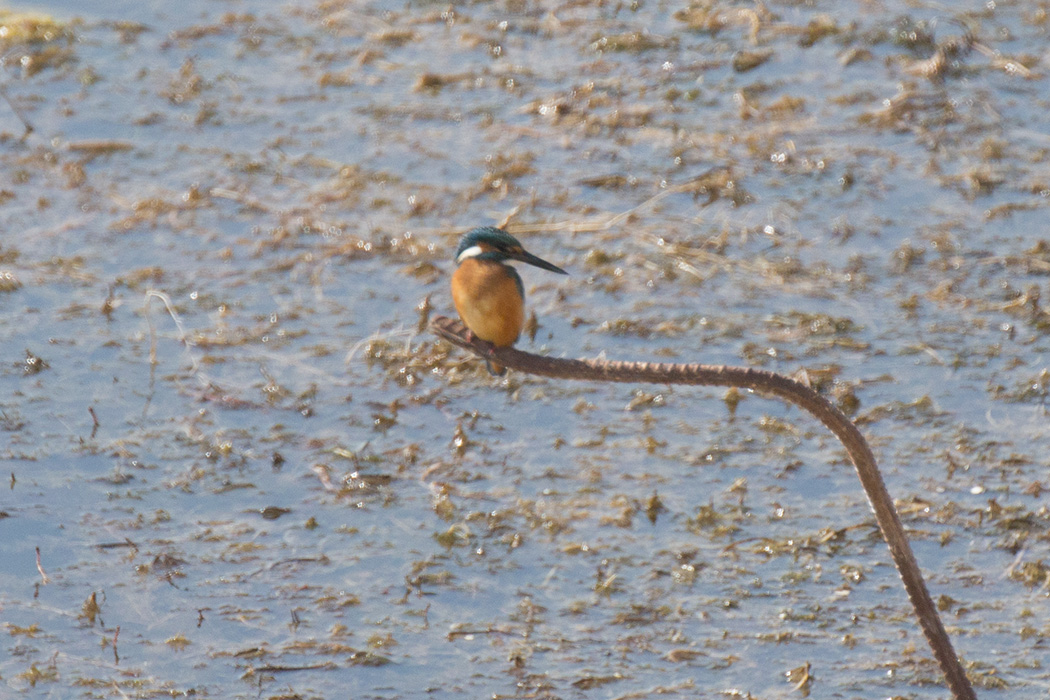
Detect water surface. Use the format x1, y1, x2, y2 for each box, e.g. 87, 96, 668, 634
1, 0, 1048, 697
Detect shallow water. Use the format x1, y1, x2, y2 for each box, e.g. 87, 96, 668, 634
1, 0, 1048, 697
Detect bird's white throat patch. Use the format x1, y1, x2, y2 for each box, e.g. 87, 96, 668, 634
456, 245, 484, 263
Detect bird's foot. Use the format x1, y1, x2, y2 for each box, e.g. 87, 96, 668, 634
465, 330, 497, 356
464, 332, 506, 375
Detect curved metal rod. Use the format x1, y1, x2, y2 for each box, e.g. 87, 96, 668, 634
430, 315, 976, 700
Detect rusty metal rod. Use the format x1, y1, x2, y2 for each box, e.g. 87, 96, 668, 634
430, 314, 975, 700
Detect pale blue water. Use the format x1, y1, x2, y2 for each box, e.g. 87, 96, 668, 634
1, 0, 1047, 697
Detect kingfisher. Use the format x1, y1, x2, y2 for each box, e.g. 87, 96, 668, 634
451, 226, 568, 375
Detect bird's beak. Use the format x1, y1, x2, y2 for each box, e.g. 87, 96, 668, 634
511, 249, 568, 275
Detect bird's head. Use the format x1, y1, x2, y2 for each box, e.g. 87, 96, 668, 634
454, 226, 568, 275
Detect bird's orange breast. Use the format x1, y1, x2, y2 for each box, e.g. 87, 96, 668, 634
451, 259, 525, 348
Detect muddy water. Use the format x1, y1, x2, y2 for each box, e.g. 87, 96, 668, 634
0, 0, 1047, 697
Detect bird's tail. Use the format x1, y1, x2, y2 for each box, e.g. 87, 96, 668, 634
485, 359, 507, 376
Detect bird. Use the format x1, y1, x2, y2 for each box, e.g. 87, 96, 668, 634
451, 226, 568, 375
